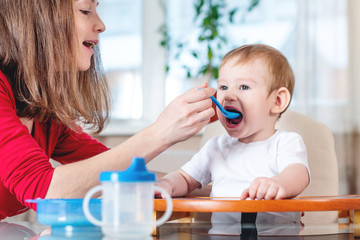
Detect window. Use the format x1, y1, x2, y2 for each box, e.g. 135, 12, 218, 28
99, 0, 348, 135
98, 0, 142, 120
98, 0, 166, 135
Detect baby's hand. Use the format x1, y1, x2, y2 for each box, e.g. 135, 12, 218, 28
154, 179, 172, 199
240, 177, 286, 200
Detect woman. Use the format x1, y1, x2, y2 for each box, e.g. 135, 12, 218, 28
0, 0, 215, 220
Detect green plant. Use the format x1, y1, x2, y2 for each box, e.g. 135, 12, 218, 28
160, 0, 261, 80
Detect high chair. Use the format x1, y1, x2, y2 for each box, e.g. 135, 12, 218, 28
155, 110, 341, 226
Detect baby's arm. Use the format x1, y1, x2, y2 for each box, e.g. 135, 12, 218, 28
155, 169, 202, 198
240, 163, 309, 200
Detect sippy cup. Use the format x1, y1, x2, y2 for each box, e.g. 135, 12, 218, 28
82, 157, 173, 237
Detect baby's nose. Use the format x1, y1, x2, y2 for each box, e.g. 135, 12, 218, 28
224, 91, 239, 101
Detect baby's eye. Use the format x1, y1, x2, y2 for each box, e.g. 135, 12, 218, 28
240, 85, 249, 90
219, 85, 228, 91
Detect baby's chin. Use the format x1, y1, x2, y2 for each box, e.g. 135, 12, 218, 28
226, 131, 242, 139
221, 124, 241, 138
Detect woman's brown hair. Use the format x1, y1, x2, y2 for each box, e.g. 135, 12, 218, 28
0, 0, 110, 134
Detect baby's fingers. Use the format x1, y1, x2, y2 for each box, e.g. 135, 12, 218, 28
255, 182, 271, 200
264, 185, 279, 200
154, 182, 172, 198
154, 190, 162, 198
240, 188, 250, 200
275, 188, 287, 199
154, 190, 170, 199
247, 181, 261, 199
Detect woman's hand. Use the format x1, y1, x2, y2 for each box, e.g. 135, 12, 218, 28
153, 83, 216, 147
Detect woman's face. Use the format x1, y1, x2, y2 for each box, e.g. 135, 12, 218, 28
73, 0, 105, 71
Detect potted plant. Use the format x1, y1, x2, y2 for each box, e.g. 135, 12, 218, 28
160, 0, 261, 81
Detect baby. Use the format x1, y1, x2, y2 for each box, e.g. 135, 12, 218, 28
156, 44, 310, 224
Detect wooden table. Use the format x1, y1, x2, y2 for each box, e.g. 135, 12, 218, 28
155, 222, 354, 239
2, 221, 356, 239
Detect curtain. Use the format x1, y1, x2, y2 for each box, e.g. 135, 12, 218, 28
292, 0, 360, 194
292, 0, 349, 132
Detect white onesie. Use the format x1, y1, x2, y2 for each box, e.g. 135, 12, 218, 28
181, 130, 310, 225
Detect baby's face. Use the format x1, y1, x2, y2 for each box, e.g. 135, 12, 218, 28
217, 58, 278, 143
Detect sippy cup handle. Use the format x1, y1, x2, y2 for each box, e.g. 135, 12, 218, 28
83, 185, 104, 227
154, 186, 173, 226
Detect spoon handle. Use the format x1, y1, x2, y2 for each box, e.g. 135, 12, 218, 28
198, 88, 240, 119
210, 96, 241, 119
210, 96, 224, 112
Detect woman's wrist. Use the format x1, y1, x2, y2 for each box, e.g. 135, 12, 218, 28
140, 123, 172, 161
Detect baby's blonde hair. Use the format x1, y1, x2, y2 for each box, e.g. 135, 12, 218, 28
220, 44, 294, 113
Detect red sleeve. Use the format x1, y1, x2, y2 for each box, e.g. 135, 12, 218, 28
0, 70, 109, 215
0, 72, 54, 208
52, 124, 110, 164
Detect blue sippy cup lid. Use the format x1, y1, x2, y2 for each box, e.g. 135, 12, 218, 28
99, 157, 156, 182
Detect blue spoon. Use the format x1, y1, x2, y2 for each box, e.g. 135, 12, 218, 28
210, 96, 241, 119
198, 88, 241, 119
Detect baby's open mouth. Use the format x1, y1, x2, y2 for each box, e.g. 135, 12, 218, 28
225, 107, 243, 126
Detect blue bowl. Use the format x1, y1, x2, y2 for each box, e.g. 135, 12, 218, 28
26, 199, 101, 230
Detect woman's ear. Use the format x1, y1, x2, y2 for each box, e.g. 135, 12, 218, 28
271, 87, 291, 114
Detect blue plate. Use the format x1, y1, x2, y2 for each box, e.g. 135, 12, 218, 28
26, 198, 101, 231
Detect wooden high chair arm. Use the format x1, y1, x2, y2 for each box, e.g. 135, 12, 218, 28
154, 195, 360, 236
155, 195, 360, 213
